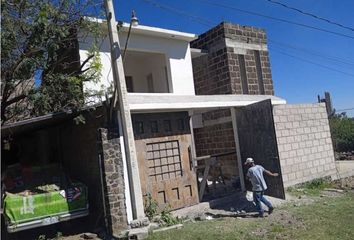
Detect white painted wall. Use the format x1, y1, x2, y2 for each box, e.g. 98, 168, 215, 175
79, 30, 196, 102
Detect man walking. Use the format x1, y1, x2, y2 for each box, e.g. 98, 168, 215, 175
244, 157, 279, 217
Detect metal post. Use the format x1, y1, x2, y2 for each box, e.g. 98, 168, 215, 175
104, 0, 145, 219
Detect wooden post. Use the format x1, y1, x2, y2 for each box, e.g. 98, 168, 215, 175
188, 111, 197, 170
198, 158, 211, 201
231, 108, 246, 192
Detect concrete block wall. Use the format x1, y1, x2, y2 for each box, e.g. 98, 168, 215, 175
273, 103, 337, 187
191, 22, 274, 180
194, 122, 238, 179
191, 22, 274, 96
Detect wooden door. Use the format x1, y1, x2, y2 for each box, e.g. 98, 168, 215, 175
133, 112, 199, 211
235, 100, 285, 199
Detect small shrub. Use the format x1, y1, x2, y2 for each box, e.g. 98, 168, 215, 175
160, 209, 181, 227
144, 193, 158, 220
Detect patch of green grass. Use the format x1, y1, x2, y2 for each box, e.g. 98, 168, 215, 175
287, 178, 334, 196
148, 192, 354, 240
290, 193, 354, 240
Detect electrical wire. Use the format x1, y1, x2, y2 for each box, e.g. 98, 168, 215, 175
265, 0, 354, 32
195, 0, 354, 40
142, 0, 215, 27
141, 0, 354, 77
336, 107, 354, 112
268, 40, 354, 67
269, 48, 354, 77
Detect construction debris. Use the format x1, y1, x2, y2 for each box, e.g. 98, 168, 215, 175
323, 188, 345, 193
152, 224, 183, 233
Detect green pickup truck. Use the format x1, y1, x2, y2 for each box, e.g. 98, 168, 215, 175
2, 164, 89, 232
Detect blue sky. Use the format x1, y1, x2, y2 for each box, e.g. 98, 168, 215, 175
114, 0, 354, 115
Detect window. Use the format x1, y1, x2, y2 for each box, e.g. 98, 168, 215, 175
125, 76, 134, 92
164, 66, 170, 93
177, 119, 185, 130
254, 50, 265, 94
164, 120, 172, 132
151, 121, 158, 133
147, 73, 154, 93
134, 121, 144, 134
238, 55, 249, 94
146, 140, 183, 181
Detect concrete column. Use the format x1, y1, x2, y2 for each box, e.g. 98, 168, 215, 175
104, 0, 145, 220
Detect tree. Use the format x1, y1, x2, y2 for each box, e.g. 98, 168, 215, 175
330, 112, 354, 152
1, 0, 105, 125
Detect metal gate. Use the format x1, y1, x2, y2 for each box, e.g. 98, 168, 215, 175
235, 99, 285, 199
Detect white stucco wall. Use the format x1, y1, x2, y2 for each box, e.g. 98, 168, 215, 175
80, 30, 196, 101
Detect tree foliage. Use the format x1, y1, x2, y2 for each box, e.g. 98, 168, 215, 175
330, 113, 354, 152
1, 0, 105, 125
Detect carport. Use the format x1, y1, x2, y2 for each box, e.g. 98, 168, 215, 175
1, 107, 109, 234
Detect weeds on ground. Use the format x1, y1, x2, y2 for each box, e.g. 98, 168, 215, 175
159, 209, 181, 227
144, 193, 181, 227
287, 178, 334, 196
148, 192, 354, 240
144, 193, 158, 221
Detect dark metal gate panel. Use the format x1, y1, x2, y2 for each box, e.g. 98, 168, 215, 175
236, 99, 285, 199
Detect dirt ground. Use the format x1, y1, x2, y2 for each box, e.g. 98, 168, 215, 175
332, 176, 354, 189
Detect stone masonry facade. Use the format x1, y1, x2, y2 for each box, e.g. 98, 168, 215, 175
98, 127, 128, 235
191, 22, 274, 180
273, 103, 337, 187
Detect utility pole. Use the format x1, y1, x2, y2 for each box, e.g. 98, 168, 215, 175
104, 0, 145, 220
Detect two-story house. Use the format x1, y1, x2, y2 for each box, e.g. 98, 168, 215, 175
1, 20, 337, 237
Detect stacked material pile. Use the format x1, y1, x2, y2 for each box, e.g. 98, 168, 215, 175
2, 164, 88, 231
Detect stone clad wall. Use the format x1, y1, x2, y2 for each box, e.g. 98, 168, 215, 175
98, 128, 128, 235
273, 103, 337, 187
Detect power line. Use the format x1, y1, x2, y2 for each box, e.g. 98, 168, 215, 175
270, 48, 354, 77
265, 0, 354, 32
195, 0, 354, 40
268, 40, 354, 67
141, 0, 354, 77
336, 107, 354, 112
141, 0, 214, 27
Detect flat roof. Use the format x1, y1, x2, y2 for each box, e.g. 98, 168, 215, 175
2, 94, 286, 136
120, 23, 198, 41
87, 18, 197, 41
127, 94, 286, 113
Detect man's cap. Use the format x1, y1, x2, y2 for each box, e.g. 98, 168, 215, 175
244, 157, 254, 165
